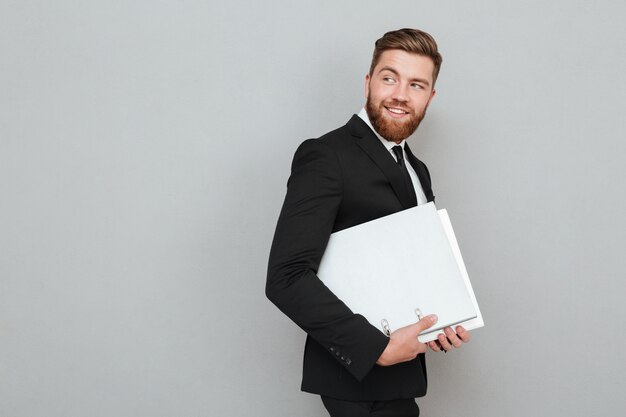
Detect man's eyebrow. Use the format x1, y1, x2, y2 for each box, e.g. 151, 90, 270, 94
378, 66, 399, 76
378, 66, 400, 77
378, 66, 431, 87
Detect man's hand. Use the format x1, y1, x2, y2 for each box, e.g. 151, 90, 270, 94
427, 325, 471, 352
376, 314, 438, 366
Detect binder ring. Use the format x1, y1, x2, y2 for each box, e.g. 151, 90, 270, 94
381, 319, 391, 337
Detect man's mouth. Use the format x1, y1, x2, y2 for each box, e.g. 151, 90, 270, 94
384, 106, 410, 117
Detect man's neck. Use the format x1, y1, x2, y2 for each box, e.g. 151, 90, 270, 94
357, 107, 406, 150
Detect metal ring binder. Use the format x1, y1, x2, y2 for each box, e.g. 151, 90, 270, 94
381, 319, 391, 337
381, 308, 423, 337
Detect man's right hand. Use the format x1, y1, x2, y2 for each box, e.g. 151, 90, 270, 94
376, 314, 438, 366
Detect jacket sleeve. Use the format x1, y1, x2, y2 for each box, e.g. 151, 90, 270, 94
266, 138, 389, 382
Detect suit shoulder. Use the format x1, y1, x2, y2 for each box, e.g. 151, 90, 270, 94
294, 122, 353, 154
291, 136, 341, 174
318, 123, 354, 147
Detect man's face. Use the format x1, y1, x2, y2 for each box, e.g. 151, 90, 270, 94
365, 49, 436, 143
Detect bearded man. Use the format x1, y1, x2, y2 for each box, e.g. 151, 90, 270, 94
266, 28, 470, 417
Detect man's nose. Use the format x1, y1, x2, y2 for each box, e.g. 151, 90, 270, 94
391, 83, 409, 102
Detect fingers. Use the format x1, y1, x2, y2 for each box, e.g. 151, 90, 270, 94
437, 332, 452, 351
413, 314, 438, 333
444, 327, 463, 348
385, 316, 439, 364
428, 340, 441, 352
456, 326, 471, 342
436, 327, 470, 352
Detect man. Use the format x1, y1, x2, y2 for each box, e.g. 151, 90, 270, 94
266, 28, 470, 416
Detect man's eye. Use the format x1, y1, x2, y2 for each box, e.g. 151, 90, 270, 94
411, 83, 423, 89
383, 77, 395, 83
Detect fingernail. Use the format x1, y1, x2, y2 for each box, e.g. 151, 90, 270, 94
430, 314, 438, 322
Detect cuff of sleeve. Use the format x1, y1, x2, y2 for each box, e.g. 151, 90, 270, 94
345, 319, 390, 382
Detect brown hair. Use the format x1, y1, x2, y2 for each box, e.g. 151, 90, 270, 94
369, 28, 442, 84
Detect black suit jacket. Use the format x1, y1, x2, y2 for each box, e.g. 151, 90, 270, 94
266, 115, 435, 401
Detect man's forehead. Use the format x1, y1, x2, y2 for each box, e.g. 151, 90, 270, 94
374, 50, 435, 80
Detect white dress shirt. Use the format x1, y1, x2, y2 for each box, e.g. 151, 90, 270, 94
357, 108, 428, 205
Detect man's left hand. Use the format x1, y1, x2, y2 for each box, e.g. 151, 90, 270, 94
427, 326, 470, 352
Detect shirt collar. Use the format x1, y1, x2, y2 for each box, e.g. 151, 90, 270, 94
357, 107, 406, 152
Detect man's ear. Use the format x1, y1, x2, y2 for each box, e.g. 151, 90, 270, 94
364, 74, 370, 99
426, 88, 436, 109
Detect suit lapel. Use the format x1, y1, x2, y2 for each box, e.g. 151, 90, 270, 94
347, 115, 415, 209
405, 144, 435, 203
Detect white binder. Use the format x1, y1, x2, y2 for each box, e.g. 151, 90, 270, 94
317, 203, 484, 343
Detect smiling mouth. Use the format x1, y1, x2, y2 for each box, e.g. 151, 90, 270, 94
384, 106, 410, 116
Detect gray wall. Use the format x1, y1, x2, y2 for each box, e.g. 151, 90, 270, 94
2, 1, 625, 416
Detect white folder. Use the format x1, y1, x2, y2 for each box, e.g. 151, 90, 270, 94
317, 202, 484, 343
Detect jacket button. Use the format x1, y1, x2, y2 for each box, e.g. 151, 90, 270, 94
329, 347, 335, 352
335, 351, 340, 356
345, 358, 352, 365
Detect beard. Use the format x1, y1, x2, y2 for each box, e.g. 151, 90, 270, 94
365, 95, 426, 143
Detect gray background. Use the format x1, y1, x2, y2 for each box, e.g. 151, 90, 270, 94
2, 1, 625, 416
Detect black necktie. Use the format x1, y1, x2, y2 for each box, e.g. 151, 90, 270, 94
392, 145, 418, 207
